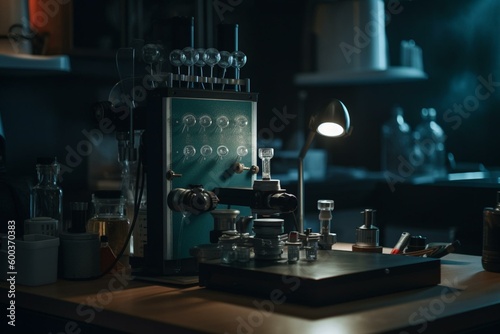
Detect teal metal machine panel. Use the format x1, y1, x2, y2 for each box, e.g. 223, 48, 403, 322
166, 95, 257, 259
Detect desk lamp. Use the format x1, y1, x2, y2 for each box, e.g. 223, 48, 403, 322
297, 99, 351, 233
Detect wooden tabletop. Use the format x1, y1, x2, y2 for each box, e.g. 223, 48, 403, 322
2, 243, 500, 333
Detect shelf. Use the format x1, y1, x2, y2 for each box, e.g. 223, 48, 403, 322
294, 66, 428, 86
0, 53, 71, 72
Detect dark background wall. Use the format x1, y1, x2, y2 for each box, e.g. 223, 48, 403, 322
1, 0, 499, 248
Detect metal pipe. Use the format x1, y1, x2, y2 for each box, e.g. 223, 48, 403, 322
298, 130, 316, 233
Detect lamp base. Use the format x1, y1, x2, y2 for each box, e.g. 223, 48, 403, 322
352, 244, 383, 253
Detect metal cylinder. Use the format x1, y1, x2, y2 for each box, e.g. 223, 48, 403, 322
252, 218, 286, 261
482, 191, 500, 272
352, 209, 382, 253
209, 209, 240, 244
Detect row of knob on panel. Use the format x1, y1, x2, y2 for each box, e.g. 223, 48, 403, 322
179, 144, 250, 160
177, 114, 250, 132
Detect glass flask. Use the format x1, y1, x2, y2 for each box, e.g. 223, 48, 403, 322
86, 191, 130, 271
30, 157, 63, 235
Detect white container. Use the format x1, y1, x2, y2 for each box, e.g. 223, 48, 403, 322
315, 0, 388, 72
24, 217, 59, 237
1, 234, 59, 286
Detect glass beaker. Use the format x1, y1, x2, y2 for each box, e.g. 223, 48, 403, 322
86, 191, 130, 272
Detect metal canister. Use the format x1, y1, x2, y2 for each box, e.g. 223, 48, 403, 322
482, 191, 500, 273
352, 209, 383, 253
252, 218, 286, 261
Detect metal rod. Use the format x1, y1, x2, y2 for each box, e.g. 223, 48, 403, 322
298, 130, 316, 233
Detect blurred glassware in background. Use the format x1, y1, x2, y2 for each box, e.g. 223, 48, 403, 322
381, 106, 413, 174
400, 39, 424, 71
414, 108, 447, 179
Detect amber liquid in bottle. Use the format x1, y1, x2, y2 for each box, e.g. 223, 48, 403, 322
482, 192, 500, 273
87, 217, 130, 271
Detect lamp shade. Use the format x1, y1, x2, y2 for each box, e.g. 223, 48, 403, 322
309, 99, 350, 137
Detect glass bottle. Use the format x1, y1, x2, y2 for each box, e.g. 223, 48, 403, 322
381, 106, 412, 174
69, 202, 88, 233
482, 191, 500, 272
414, 108, 446, 179
30, 157, 63, 235
86, 191, 130, 271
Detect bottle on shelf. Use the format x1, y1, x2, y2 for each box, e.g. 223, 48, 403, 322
414, 107, 447, 179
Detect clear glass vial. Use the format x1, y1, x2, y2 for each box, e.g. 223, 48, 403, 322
286, 231, 301, 263
302, 228, 320, 262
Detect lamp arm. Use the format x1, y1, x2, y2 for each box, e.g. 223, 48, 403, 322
299, 131, 316, 160
298, 130, 316, 233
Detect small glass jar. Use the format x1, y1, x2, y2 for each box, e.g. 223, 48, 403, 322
86, 191, 130, 272
218, 233, 239, 264
236, 245, 251, 263
302, 229, 320, 262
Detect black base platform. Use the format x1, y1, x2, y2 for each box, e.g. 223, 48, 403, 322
199, 250, 441, 306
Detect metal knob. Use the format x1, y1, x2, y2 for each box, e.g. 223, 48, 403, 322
233, 162, 259, 175
166, 170, 183, 180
